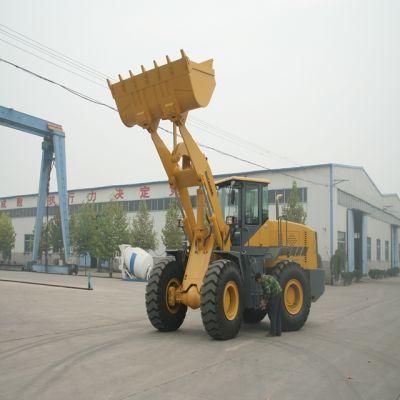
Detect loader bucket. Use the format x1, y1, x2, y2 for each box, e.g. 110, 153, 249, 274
108, 50, 216, 129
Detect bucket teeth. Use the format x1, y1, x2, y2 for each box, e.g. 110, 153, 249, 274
108, 51, 215, 129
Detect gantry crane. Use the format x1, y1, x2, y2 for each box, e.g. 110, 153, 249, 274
0, 106, 71, 268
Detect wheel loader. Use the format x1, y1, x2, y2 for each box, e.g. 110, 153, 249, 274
108, 50, 325, 340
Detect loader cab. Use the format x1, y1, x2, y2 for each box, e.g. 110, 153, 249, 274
217, 176, 270, 248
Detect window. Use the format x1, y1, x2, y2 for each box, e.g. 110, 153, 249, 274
268, 187, 307, 204
385, 241, 389, 262
218, 184, 240, 224
337, 231, 346, 251
367, 237, 371, 260
245, 185, 259, 225
376, 239, 381, 261
24, 234, 34, 253
262, 185, 268, 223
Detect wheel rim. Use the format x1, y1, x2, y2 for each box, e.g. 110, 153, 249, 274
284, 279, 304, 315
223, 280, 239, 320
165, 278, 180, 314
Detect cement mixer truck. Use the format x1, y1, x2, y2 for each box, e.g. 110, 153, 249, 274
116, 245, 154, 281
108, 51, 324, 340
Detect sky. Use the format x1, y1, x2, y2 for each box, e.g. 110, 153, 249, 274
0, 0, 399, 197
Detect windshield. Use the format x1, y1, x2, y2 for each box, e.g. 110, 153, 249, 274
218, 184, 240, 223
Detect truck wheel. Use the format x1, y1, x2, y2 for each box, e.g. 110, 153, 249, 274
243, 308, 268, 323
145, 259, 187, 332
273, 263, 311, 332
201, 259, 243, 340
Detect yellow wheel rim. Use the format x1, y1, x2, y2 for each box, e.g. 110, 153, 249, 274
284, 279, 304, 315
166, 278, 180, 314
223, 280, 239, 321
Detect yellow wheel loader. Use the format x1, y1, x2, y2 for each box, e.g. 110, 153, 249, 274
108, 51, 324, 340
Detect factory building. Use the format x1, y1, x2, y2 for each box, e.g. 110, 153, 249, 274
1, 163, 399, 275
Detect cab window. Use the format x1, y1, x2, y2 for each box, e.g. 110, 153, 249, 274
262, 185, 269, 223
245, 185, 259, 225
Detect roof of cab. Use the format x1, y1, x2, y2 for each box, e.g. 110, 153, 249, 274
215, 176, 271, 185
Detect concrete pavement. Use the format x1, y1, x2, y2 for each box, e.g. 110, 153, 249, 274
0, 270, 399, 400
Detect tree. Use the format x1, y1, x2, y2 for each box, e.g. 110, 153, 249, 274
284, 181, 307, 224
70, 203, 98, 256
38, 208, 64, 260
330, 247, 346, 284
0, 213, 16, 260
95, 202, 130, 261
130, 201, 157, 251
48, 207, 63, 254
162, 199, 184, 249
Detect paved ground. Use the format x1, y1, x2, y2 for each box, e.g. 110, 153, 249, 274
0, 271, 399, 400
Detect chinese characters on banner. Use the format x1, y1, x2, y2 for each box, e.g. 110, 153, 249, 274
47, 195, 56, 206
169, 185, 176, 197
68, 193, 75, 204
16, 197, 23, 207
114, 188, 124, 200
139, 185, 150, 199
87, 191, 96, 202
0, 199, 6, 208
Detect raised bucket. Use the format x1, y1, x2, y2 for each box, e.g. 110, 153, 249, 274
108, 50, 215, 129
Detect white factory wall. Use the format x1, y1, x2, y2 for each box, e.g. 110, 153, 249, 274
367, 217, 392, 270
252, 166, 331, 260
2, 164, 399, 267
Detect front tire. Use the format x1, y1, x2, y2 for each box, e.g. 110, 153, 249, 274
145, 259, 187, 332
201, 259, 243, 340
272, 263, 311, 332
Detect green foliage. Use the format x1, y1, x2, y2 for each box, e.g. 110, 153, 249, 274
162, 199, 184, 250
38, 208, 64, 258
130, 201, 157, 251
284, 181, 307, 224
0, 213, 16, 259
330, 247, 346, 283
341, 271, 354, 286
369, 268, 399, 279
95, 202, 130, 260
70, 203, 98, 255
48, 208, 63, 253
353, 269, 363, 282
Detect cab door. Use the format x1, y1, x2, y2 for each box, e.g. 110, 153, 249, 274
241, 183, 261, 245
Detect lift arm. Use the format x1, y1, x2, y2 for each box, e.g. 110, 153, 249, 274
109, 51, 230, 307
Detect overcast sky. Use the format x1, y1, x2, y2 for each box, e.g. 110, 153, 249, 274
0, 0, 399, 198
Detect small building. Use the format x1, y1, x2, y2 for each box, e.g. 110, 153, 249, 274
1, 163, 399, 276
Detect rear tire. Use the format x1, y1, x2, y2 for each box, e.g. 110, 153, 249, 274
201, 259, 243, 340
243, 308, 267, 324
272, 263, 311, 332
145, 259, 187, 332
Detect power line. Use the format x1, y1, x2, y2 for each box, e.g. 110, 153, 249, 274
0, 58, 116, 110
0, 57, 328, 187
0, 22, 111, 80
0, 28, 107, 82
0, 23, 307, 172
188, 116, 301, 167
0, 37, 106, 88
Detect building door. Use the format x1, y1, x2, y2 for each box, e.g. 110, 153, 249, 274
347, 209, 355, 272
361, 214, 368, 274
391, 225, 399, 268
347, 209, 366, 274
